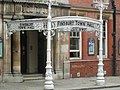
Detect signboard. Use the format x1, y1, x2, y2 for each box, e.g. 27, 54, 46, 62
88, 38, 95, 55
14, 0, 44, 3
7, 19, 48, 32
51, 16, 100, 32
7, 16, 100, 35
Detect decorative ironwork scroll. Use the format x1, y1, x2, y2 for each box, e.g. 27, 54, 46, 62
6, 16, 101, 39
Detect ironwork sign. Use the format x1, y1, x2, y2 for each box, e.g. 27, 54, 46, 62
51, 16, 100, 32
7, 16, 100, 31
6, 16, 100, 39
7, 18, 48, 32
13, 0, 44, 3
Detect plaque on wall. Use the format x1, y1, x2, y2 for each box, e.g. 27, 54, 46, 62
88, 38, 95, 55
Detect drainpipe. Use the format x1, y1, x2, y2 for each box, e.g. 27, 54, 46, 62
111, 0, 116, 76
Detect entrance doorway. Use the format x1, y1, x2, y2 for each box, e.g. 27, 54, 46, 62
20, 31, 46, 75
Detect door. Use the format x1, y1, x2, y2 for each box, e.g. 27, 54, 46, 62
21, 31, 46, 74
27, 31, 38, 73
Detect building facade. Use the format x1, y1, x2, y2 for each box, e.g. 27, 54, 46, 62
0, 0, 70, 82
69, 0, 120, 78
0, 0, 120, 83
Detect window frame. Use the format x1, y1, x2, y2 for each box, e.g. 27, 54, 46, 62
70, 32, 82, 60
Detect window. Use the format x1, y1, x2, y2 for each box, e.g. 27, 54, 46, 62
70, 32, 82, 59
97, 20, 108, 58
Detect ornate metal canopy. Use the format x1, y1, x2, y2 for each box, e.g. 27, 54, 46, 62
6, 16, 101, 39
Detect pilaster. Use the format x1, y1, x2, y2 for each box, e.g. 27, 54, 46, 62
3, 16, 23, 82
53, 32, 70, 79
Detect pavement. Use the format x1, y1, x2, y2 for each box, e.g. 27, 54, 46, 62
0, 76, 120, 90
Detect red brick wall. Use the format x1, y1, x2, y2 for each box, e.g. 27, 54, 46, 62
70, 60, 98, 78
69, 0, 120, 78
69, 0, 93, 7
108, 19, 113, 58
69, 0, 120, 10
116, 60, 120, 75
70, 60, 120, 78
115, 0, 120, 10
70, 59, 114, 78
116, 14, 120, 58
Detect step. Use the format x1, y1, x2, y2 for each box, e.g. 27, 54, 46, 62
23, 74, 45, 81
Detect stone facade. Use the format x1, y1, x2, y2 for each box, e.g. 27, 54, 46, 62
0, 0, 70, 82
0, 0, 120, 83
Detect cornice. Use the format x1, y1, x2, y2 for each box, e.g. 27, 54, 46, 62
70, 5, 120, 14
0, 1, 70, 8
71, 6, 112, 13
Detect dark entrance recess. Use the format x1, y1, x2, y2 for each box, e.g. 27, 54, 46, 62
38, 32, 47, 74
11, 34, 13, 74
21, 31, 27, 74
20, 31, 46, 74
20, 15, 47, 74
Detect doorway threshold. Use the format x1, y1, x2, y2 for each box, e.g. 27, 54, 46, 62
23, 74, 45, 81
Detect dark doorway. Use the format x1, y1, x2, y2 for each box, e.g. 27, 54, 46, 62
20, 31, 46, 75
21, 31, 27, 74
38, 32, 47, 74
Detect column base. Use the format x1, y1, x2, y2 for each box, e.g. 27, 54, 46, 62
53, 69, 63, 79
44, 84, 54, 90
3, 73, 23, 82
96, 78, 105, 86
63, 60, 70, 79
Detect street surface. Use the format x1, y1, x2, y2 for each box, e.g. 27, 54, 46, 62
93, 87, 120, 90
0, 76, 120, 90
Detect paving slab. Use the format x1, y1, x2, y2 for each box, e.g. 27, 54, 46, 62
0, 76, 120, 90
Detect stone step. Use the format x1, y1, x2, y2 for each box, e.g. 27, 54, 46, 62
23, 74, 45, 81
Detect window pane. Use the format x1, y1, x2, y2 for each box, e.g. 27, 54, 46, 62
103, 21, 106, 38
73, 32, 76, 36
77, 32, 79, 36
70, 38, 79, 50
103, 38, 105, 55
70, 52, 80, 57
70, 32, 72, 36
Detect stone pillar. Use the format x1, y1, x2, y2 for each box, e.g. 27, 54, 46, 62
53, 32, 63, 79
12, 32, 23, 82
3, 17, 23, 82
3, 17, 13, 82
12, 32, 21, 73
53, 32, 70, 79
60, 32, 70, 79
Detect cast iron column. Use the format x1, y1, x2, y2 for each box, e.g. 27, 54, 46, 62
93, 0, 109, 86
44, 0, 54, 89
